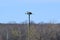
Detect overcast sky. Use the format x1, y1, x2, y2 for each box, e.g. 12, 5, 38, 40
0, 0, 60, 23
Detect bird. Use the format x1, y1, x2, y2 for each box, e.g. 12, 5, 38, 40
25, 11, 32, 15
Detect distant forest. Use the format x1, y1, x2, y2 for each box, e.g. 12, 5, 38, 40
0, 22, 60, 40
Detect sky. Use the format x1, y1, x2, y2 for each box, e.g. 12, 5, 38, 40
0, 0, 60, 23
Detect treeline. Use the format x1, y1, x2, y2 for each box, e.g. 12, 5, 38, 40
0, 23, 60, 40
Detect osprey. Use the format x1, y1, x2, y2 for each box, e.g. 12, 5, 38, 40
26, 11, 32, 15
